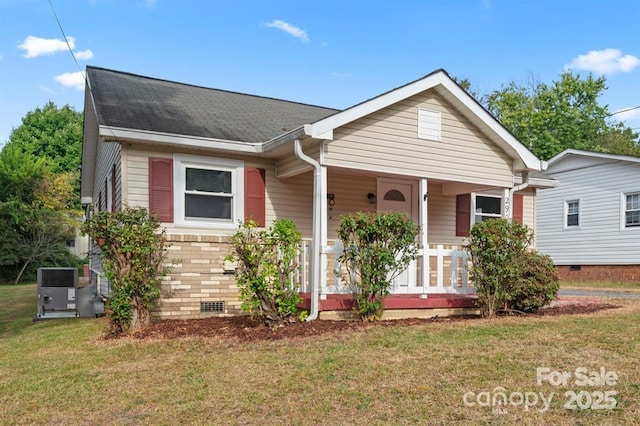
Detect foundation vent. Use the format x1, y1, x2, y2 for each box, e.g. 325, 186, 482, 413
200, 301, 225, 313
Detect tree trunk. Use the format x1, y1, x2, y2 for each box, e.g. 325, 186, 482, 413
15, 258, 32, 284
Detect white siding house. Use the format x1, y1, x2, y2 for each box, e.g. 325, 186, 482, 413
537, 149, 640, 281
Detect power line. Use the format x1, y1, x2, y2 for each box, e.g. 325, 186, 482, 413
48, 0, 83, 74
609, 105, 640, 116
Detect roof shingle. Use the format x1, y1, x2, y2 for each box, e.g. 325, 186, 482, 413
87, 66, 339, 143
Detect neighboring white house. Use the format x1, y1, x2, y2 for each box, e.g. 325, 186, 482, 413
537, 149, 640, 281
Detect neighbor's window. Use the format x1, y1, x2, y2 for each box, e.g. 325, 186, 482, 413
565, 200, 579, 227
474, 195, 502, 223
174, 154, 243, 227
625, 192, 640, 228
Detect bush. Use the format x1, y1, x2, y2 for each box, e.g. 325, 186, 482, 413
226, 219, 303, 326
337, 212, 419, 321
467, 218, 559, 317
510, 251, 559, 313
466, 218, 532, 317
82, 207, 170, 333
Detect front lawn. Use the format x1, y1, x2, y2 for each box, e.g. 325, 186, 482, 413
1, 284, 638, 424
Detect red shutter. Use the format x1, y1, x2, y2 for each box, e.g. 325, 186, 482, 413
456, 194, 471, 237
244, 167, 266, 227
111, 164, 117, 212
513, 194, 524, 224
149, 158, 173, 222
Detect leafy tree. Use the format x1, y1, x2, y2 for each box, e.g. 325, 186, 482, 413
5, 102, 83, 202
0, 145, 80, 283
485, 71, 639, 160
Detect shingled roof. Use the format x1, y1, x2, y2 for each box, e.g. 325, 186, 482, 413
87, 66, 339, 143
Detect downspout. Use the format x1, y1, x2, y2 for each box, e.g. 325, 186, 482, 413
294, 139, 321, 321
509, 171, 530, 218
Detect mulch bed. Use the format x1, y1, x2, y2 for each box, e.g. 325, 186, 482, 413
127, 303, 620, 343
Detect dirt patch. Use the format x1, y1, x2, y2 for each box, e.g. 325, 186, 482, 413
126, 303, 620, 343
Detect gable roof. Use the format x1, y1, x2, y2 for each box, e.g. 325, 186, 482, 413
87, 66, 338, 143
85, 66, 544, 172
548, 148, 640, 167
304, 69, 544, 172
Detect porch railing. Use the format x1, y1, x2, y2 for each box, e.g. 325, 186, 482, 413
296, 239, 473, 295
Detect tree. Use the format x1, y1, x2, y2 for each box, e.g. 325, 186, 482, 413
0, 145, 80, 283
485, 71, 639, 160
5, 102, 83, 203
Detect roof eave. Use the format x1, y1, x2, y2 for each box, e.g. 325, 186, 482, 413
99, 126, 263, 154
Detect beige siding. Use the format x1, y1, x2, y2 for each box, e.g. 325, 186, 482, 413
426, 182, 463, 245
275, 140, 321, 178
326, 172, 377, 239
124, 146, 316, 237
326, 90, 514, 187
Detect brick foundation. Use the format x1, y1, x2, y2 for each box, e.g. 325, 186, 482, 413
154, 234, 243, 320
557, 264, 640, 282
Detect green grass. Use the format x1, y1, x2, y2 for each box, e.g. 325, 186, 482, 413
560, 280, 640, 292
1, 284, 639, 425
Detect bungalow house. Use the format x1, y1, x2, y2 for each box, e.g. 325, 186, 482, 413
81, 66, 548, 320
537, 149, 640, 282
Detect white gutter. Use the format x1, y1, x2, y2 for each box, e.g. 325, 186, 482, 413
510, 171, 530, 218
294, 139, 322, 321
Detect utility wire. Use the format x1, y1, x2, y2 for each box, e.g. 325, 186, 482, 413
48, 0, 83, 74
609, 105, 640, 116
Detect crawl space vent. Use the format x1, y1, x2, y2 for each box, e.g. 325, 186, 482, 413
200, 301, 225, 313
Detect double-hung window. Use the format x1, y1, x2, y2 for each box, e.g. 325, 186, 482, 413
174, 155, 243, 228
565, 200, 579, 228
624, 192, 640, 228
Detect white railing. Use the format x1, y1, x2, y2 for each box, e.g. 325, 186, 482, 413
296, 240, 474, 295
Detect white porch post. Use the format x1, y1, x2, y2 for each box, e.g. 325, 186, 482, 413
319, 165, 328, 298
502, 187, 511, 220
419, 178, 428, 297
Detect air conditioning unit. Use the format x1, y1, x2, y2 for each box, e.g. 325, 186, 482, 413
36, 267, 79, 319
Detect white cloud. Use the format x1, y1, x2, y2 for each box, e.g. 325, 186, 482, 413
566, 48, 640, 75
265, 20, 309, 42
55, 71, 86, 90
18, 35, 75, 58
142, 0, 156, 8
74, 49, 94, 60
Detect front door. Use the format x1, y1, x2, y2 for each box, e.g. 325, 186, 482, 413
377, 178, 417, 293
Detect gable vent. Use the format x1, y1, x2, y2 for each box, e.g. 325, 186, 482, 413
200, 301, 225, 313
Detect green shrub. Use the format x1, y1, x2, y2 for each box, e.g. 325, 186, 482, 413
466, 218, 532, 318
510, 251, 559, 313
467, 218, 559, 317
226, 219, 303, 326
81, 207, 170, 333
337, 212, 419, 321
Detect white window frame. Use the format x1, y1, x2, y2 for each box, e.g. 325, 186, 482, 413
173, 154, 244, 229
564, 199, 580, 229
472, 193, 503, 225
621, 192, 640, 230
417, 108, 441, 141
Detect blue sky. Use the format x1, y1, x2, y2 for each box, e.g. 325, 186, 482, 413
1, 0, 639, 146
